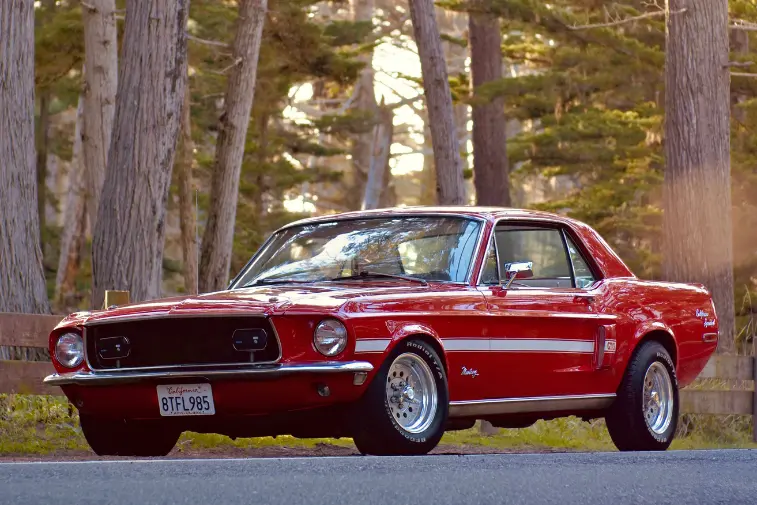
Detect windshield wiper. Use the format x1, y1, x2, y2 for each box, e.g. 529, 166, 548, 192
330, 271, 428, 286
245, 277, 317, 287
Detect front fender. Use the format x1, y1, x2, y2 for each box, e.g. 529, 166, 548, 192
352, 320, 449, 377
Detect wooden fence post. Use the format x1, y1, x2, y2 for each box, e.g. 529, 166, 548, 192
753, 353, 757, 443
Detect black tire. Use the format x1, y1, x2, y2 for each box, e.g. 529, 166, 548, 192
352, 339, 448, 456
606, 341, 679, 451
80, 415, 180, 457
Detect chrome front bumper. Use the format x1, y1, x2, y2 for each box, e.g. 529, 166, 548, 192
44, 361, 374, 387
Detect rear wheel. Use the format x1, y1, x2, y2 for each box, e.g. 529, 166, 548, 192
606, 341, 679, 451
352, 339, 448, 455
80, 415, 180, 456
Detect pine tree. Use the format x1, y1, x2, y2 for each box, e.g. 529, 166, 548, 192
199, 0, 268, 293
0, 0, 51, 314
409, 0, 466, 205
92, 0, 190, 306
664, 0, 734, 352
469, 0, 510, 206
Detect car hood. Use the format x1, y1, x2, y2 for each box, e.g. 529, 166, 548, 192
58, 283, 436, 328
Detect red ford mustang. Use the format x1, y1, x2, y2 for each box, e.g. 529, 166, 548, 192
45, 207, 718, 456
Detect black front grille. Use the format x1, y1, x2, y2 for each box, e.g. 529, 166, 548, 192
86, 316, 280, 370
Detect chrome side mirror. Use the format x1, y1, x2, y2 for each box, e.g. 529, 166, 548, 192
502, 261, 534, 289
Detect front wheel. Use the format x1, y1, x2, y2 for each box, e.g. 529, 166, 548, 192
352, 339, 448, 455
606, 341, 679, 451
80, 415, 180, 456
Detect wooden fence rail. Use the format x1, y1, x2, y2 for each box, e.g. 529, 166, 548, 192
1, 313, 756, 440
0, 313, 62, 396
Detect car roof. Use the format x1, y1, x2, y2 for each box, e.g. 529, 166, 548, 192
283, 206, 575, 228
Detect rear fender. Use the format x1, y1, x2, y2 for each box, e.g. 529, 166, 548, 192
631, 321, 678, 369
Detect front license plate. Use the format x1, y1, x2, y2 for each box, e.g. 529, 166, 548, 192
156, 384, 215, 416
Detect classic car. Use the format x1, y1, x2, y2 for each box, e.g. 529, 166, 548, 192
44, 207, 719, 456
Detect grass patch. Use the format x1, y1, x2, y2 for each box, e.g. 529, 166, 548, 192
176, 433, 354, 451
2, 395, 756, 456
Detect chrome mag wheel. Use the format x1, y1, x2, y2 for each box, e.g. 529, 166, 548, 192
643, 361, 674, 435
385, 352, 438, 434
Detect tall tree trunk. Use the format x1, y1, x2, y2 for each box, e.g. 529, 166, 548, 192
199, 0, 267, 293
0, 0, 51, 313
35, 0, 56, 251
469, 9, 511, 206
81, 0, 117, 231
92, 0, 189, 307
362, 103, 393, 210
378, 136, 397, 208
348, 0, 378, 211
55, 95, 88, 312
408, 0, 465, 205
36, 90, 51, 248
440, 8, 470, 202
177, 86, 198, 295
664, 0, 734, 353
420, 118, 437, 205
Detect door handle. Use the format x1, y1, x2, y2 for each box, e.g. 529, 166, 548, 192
573, 294, 594, 304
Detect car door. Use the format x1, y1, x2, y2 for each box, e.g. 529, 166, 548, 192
477, 221, 616, 399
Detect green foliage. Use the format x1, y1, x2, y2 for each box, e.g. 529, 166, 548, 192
35, 3, 84, 90
469, 0, 666, 276
323, 20, 374, 46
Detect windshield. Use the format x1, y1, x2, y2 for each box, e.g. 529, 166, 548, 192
231, 216, 483, 287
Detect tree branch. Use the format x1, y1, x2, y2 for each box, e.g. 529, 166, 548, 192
387, 93, 424, 110
188, 34, 229, 49
569, 8, 686, 30
731, 72, 757, 78
212, 57, 242, 75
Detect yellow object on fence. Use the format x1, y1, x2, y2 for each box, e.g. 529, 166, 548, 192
103, 290, 130, 309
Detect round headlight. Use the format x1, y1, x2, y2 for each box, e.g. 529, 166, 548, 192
55, 332, 84, 368
313, 319, 348, 357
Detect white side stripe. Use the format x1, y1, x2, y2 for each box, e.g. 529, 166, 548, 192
355, 338, 616, 354
441, 339, 490, 351
442, 338, 600, 354
490, 339, 593, 353
355, 339, 391, 353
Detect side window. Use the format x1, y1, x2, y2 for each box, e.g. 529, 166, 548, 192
480, 226, 571, 288
565, 234, 596, 288
496, 226, 571, 288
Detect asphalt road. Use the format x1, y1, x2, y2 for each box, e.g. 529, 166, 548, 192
2, 450, 756, 505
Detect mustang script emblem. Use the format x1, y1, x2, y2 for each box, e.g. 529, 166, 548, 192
461, 366, 479, 378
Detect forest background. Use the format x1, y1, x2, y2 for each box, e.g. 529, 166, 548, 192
1, 0, 756, 355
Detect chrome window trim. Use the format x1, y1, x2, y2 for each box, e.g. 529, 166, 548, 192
227, 213, 488, 289
560, 228, 578, 288
476, 218, 597, 290
44, 361, 375, 387
83, 314, 283, 372
561, 228, 601, 289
